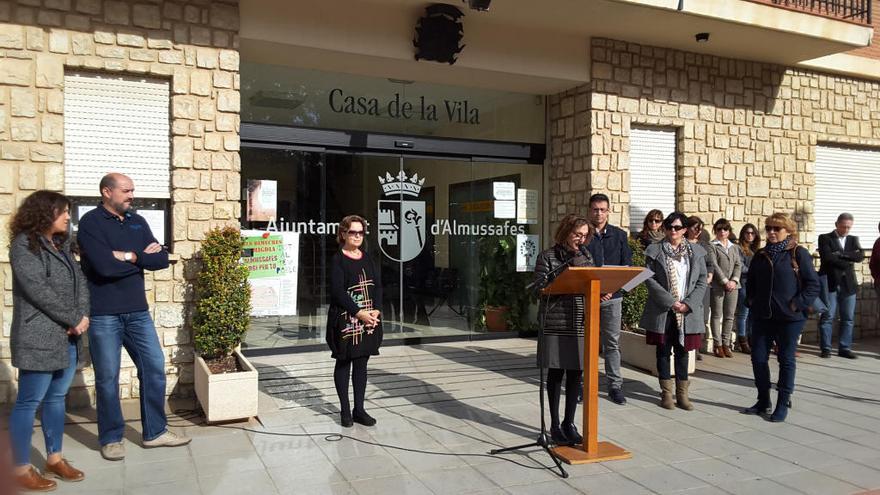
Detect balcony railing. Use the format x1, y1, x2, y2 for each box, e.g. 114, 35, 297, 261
748, 0, 872, 25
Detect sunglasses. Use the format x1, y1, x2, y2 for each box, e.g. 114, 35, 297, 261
765, 226, 783, 233
347, 230, 365, 237
743, 231, 756, 236
668, 225, 687, 231
649, 219, 662, 224
715, 227, 730, 232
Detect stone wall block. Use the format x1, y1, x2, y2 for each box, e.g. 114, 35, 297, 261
10, 87, 35, 117
0, 59, 33, 86
0, 23, 23, 48
30, 143, 62, 162
103, 1, 130, 25
209, 3, 239, 31
132, 3, 162, 29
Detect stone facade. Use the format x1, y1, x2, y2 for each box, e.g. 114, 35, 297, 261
549, 38, 880, 342
0, 0, 240, 405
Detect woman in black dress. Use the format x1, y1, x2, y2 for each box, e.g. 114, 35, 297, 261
327, 215, 383, 427
533, 213, 594, 446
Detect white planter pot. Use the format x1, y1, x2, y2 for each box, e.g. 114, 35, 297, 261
195, 349, 259, 423
619, 329, 696, 377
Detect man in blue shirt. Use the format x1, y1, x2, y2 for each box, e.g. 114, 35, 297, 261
78, 173, 190, 461
586, 193, 633, 405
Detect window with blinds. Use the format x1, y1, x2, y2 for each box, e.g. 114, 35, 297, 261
63, 72, 171, 198
814, 145, 880, 245
628, 127, 677, 232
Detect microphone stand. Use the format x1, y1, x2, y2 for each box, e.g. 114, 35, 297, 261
490, 249, 582, 479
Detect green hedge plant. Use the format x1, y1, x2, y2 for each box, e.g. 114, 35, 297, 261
622, 236, 648, 332
193, 226, 252, 360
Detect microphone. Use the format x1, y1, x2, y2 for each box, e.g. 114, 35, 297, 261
527, 246, 587, 292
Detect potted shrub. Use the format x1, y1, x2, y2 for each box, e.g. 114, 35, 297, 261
478, 235, 533, 332
619, 237, 695, 375
193, 226, 258, 422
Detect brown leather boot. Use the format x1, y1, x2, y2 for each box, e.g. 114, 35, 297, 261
675, 379, 694, 411
659, 379, 675, 409
15, 466, 57, 492
738, 340, 751, 354
46, 458, 85, 482
713, 346, 724, 358
723, 345, 734, 358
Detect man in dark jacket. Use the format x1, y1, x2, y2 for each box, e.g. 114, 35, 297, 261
585, 193, 632, 405
78, 173, 191, 461
817, 213, 864, 359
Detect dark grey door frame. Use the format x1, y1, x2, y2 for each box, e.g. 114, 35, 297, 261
241, 123, 545, 164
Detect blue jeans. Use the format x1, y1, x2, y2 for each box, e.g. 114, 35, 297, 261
735, 287, 752, 338
751, 319, 805, 395
90, 311, 167, 446
818, 291, 856, 351
9, 342, 78, 466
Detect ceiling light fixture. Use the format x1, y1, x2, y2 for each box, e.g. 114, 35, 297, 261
695, 32, 710, 43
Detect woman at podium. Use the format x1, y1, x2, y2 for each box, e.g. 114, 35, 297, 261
641, 212, 708, 410
533, 213, 595, 446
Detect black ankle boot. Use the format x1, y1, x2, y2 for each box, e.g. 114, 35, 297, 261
769, 392, 792, 423
549, 425, 570, 446
353, 410, 376, 427
741, 390, 772, 416
560, 422, 583, 446
340, 411, 353, 428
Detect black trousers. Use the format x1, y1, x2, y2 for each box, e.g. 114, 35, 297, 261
546, 368, 579, 427
656, 312, 690, 381
334, 356, 370, 415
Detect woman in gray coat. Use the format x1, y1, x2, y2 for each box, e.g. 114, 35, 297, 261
641, 212, 708, 410
709, 218, 743, 358
8, 191, 90, 491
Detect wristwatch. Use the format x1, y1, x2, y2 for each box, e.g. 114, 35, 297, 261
123, 251, 133, 262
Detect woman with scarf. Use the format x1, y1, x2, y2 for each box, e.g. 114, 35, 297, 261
641, 212, 708, 410
637, 209, 665, 250
742, 213, 819, 422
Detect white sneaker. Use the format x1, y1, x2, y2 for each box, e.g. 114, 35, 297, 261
142, 430, 192, 448
100, 441, 125, 461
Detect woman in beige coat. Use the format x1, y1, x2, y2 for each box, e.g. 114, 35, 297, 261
709, 218, 742, 357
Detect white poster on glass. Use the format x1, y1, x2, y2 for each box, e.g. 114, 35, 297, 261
516, 234, 539, 272
241, 229, 300, 316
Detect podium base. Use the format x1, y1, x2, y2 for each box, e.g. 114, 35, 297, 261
550, 441, 632, 464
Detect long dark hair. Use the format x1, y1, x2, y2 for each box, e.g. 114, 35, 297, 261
639, 209, 663, 240
738, 223, 761, 256
9, 190, 71, 253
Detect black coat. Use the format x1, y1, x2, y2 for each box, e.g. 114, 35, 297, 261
818, 231, 864, 296
747, 242, 820, 322
533, 244, 594, 369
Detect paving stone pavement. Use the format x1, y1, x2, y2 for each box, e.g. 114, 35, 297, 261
9, 337, 880, 494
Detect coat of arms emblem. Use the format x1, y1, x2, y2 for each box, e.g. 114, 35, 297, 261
377, 171, 427, 262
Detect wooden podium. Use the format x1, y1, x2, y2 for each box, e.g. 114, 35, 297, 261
542, 266, 644, 464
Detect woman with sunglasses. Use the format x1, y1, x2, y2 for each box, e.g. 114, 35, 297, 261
533, 213, 594, 446
641, 212, 708, 410
735, 224, 761, 353
637, 209, 665, 250
709, 219, 742, 358
685, 216, 715, 360
742, 213, 819, 422
327, 215, 383, 428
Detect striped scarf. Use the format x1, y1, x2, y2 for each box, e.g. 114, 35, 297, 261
661, 240, 692, 340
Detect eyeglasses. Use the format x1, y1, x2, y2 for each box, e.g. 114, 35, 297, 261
743, 231, 756, 236
649, 219, 662, 224
765, 226, 783, 233
669, 225, 687, 231
347, 230, 365, 237
572, 232, 590, 239
715, 227, 730, 232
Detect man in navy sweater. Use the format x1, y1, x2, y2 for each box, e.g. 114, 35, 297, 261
78, 173, 190, 461
586, 193, 633, 405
